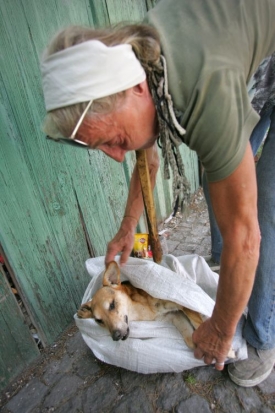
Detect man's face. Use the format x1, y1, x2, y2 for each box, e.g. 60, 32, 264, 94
76, 81, 159, 162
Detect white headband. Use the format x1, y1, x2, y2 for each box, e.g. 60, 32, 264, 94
41, 40, 146, 111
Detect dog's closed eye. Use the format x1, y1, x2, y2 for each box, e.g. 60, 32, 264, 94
95, 318, 104, 325
109, 300, 115, 311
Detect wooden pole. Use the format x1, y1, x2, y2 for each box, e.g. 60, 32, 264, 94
135, 149, 163, 264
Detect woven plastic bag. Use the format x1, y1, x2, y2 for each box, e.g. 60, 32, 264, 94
75, 254, 247, 373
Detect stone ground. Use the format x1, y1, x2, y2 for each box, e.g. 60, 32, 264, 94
1, 189, 274, 413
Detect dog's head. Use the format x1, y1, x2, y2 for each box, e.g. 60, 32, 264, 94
78, 261, 130, 341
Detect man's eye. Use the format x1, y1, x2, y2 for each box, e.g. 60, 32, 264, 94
107, 141, 118, 148
109, 300, 115, 311
95, 318, 104, 325
107, 136, 123, 148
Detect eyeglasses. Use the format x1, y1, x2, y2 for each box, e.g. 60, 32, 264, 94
46, 135, 89, 148
46, 99, 93, 148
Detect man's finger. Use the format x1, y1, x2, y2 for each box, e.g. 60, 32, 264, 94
194, 347, 204, 360
105, 244, 119, 265
214, 360, 225, 371
119, 246, 132, 266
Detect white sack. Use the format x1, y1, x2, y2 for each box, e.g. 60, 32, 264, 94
75, 254, 247, 374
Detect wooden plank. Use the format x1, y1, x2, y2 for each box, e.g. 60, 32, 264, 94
65, 148, 131, 251
0, 266, 40, 392
88, 0, 110, 27
105, 0, 147, 24
88, 0, 160, 27
145, 0, 160, 11
0, 108, 86, 345
179, 143, 200, 194
0, 0, 101, 345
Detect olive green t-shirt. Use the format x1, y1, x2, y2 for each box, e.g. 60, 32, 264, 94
145, 0, 275, 181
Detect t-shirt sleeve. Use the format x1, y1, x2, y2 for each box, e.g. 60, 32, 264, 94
181, 67, 260, 182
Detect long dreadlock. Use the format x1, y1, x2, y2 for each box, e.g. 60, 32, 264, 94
147, 55, 191, 212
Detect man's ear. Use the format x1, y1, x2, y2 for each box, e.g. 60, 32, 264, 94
103, 261, 121, 287
132, 80, 148, 96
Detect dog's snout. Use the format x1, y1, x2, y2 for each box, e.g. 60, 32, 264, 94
112, 327, 129, 341
124, 315, 128, 324
122, 327, 130, 340
112, 330, 123, 341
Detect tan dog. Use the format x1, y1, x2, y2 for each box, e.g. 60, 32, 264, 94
77, 261, 206, 349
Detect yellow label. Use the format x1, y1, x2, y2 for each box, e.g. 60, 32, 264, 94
133, 233, 149, 257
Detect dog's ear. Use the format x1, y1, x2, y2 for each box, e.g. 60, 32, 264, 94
103, 261, 121, 287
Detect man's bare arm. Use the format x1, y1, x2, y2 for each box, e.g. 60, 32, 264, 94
193, 143, 261, 368
105, 143, 160, 264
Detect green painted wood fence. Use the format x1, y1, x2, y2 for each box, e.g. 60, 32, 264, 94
0, 0, 199, 390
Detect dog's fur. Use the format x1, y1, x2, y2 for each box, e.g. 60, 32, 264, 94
77, 261, 206, 348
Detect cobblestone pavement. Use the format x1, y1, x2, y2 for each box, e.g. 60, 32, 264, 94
1, 189, 274, 413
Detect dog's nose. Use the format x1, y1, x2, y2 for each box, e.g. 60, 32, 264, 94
112, 330, 123, 341
122, 327, 130, 340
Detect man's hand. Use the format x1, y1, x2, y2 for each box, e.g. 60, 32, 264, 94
192, 317, 234, 370
105, 216, 136, 265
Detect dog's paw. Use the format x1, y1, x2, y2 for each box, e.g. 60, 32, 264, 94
77, 302, 93, 319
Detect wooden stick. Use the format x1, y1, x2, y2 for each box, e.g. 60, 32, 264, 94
135, 149, 163, 263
